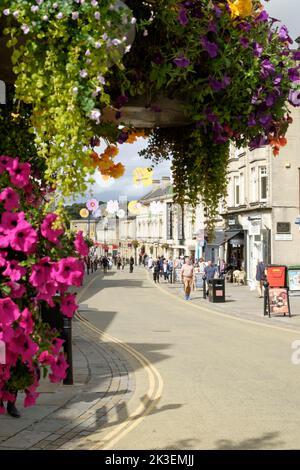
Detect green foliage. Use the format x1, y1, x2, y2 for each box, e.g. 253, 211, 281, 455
0, 0, 133, 198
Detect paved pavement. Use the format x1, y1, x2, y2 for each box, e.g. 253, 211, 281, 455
157, 274, 300, 332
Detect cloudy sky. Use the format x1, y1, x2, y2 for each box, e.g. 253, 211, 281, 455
78, 0, 299, 204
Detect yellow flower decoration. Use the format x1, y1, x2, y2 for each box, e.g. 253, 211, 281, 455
79, 208, 89, 218
128, 200, 143, 215
228, 0, 253, 18
133, 167, 153, 187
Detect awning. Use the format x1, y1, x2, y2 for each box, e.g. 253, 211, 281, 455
207, 231, 225, 246
207, 230, 244, 246
225, 230, 245, 245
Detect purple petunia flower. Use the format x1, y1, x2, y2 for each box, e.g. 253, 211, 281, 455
248, 114, 256, 127
259, 114, 272, 127
201, 37, 218, 58
278, 25, 293, 44
209, 77, 223, 92
273, 75, 282, 85
240, 37, 249, 48
260, 59, 275, 78
288, 89, 300, 107
252, 42, 263, 57
256, 10, 269, 23
173, 55, 190, 68
178, 8, 188, 26
238, 22, 251, 32
293, 51, 300, 61
288, 67, 300, 83
152, 52, 164, 65
79, 69, 88, 78
249, 135, 268, 151
213, 5, 222, 18
207, 21, 217, 34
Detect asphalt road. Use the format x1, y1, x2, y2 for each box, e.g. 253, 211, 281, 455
80, 267, 300, 450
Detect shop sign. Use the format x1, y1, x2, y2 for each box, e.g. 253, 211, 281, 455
249, 223, 260, 236
277, 222, 291, 234
275, 234, 293, 241
288, 270, 300, 292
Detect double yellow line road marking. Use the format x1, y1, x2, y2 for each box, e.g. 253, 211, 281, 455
76, 273, 164, 449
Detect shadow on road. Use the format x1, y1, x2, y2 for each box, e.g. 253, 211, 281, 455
215, 431, 285, 450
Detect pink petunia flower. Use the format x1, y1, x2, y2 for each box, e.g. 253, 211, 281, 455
60, 293, 78, 318
0, 227, 9, 249
8, 159, 31, 188
3, 260, 26, 282
35, 280, 59, 307
29, 257, 53, 287
0, 155, 13, 174
53, 257, 84, 287
6, 281, 26, 299
9, 220, 38, 253
19, 308, 34, 335
41, 213, 64, 244
0, 298, 21, 326
74, 231, 89, 256
24, 391, 40, 408
51, 338, 65, 355
0, 187, 20, 211
38, 351, 55, 365
1, 211, 25, 232
49, 352, 69, 382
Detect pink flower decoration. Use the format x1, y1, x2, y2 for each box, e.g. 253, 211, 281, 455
74, 231, 89, 256
3, 260, 26, 282
0, 187, 20, 211
53, 257, 84, 287
9, 220, 38, 254
29, 257, 53, 287
60, 293, 78, 318
35, 280, 59, 307
86, 198, 99, 211
41, 213, 64, 244
0, 155, 13, 174
8, 159, 31, 188
0, 298, 21, 326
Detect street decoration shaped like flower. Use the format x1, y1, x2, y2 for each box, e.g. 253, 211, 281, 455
133, 167, 153, 187
117, 209, 126, 218
86, 199, 99, 212
80, 208, 89, 218
106, 200, 119, 214
128, 200, 143, 215
150, 201, 163, 215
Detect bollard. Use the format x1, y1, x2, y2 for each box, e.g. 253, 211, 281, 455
62, 317, 73, 385
203, 278, 207, 299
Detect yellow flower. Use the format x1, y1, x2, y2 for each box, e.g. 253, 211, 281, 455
228, 0, 253, 18
109, 162, 125, 178
133, 167, 153, 187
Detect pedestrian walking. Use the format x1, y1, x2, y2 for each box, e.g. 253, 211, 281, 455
152, 260, 160, 283
117, 256, 122, 270
203, 260, 217, 297
180, 258, 194, 300
102, 255, 108, 273
122, 257, 126, 270
256, 260, 266, 298
167, 258, 173, 282
163, 259, 169, 281
129, 256, 134, 273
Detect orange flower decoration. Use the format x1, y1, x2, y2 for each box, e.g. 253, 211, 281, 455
109, 163, 125, 178
269, 136, 288, 156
